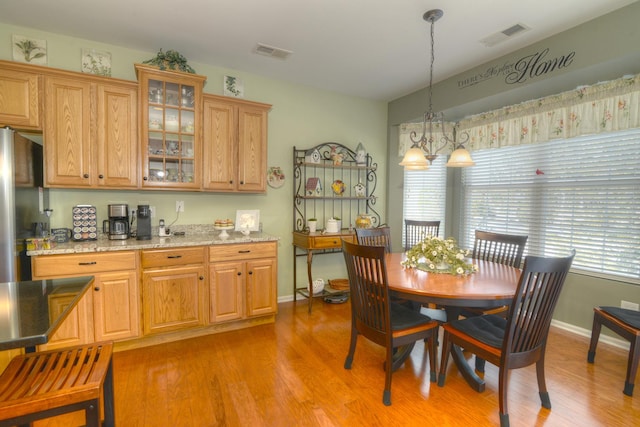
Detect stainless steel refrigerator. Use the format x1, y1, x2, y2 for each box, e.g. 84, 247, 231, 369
0, 127, 49, 282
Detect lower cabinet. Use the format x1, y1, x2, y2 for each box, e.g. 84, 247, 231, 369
141, 247, 207, 335
209, 241, 277, 323
31, 251, 140, 349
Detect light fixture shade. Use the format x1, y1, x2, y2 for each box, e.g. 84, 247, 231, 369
446, 147, 475, 167
400, 147, 429, 170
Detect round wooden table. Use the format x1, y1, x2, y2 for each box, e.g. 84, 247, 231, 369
385, 253, 521, 392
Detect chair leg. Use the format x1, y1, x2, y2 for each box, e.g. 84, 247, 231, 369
587, 312, 602, 364
437, 331, 452, 387
536, 356, 551, 409
344, 329, 358, 369
498, 368, 510, 427
475, 357, 486, 373
383, 346, 393, 406
624, 336, 640, 396
428, 331, 438, 383
85, 399, 101, 427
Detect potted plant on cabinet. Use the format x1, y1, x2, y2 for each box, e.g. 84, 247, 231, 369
143, 49, 196, 73
307, 218, 318, 233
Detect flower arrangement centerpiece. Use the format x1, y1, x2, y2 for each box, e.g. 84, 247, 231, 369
402, 236, 478, 276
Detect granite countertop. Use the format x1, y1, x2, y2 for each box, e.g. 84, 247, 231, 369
27, 224, 280, 256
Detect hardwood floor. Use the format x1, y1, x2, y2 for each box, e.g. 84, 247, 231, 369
34, 299, 639, 426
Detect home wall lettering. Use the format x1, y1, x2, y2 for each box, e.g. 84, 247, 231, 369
457, 47, 576, 89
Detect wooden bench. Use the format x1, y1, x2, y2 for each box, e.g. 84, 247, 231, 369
0, 342, 114, 427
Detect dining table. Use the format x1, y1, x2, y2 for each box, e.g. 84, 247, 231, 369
0, 276, 94, 353
385, 252, 521, 392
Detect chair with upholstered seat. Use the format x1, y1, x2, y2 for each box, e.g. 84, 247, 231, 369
0, 341, 114, 427
588, 306, 640, 396
342, 240, 439, 406
438, 250, 575, 427
356, 226, 392, 253
404, 220, 440, 251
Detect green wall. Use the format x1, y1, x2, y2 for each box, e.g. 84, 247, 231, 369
388, 2, 640, 335
0, 23, 388, 300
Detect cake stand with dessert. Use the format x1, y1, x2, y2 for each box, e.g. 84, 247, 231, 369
214, 219, 235, 238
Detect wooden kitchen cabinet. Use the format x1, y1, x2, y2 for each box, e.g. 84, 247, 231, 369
0, 61, 42, 129
41, 289, 94, 350
44, 72, 138, 188
203, 94, 271, 192
209, 242, 277, 322
135, 64, 205, 189
141, 247, 207, 335
31, 251, 140, 347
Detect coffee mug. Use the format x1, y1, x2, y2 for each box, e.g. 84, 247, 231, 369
51, 228, 72, 243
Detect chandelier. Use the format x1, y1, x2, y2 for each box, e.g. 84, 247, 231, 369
399, 9, 475, 170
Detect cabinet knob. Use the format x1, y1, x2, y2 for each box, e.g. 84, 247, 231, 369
237, 272, 242, 276
199, 276, 204, 280
248, 271, 253, 275
143, 176, 148, 181
98, 174, 104, 179
83, 173, 89, 179
229, 180, 233, 184
240, 181, 244, 185
94, 287, 100, 291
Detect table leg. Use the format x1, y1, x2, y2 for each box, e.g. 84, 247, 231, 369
445, 307, 486, 393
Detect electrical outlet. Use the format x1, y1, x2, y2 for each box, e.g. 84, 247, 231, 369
621, 300, 640, 311
149, 206, 155, 218
176, 201, 184, 212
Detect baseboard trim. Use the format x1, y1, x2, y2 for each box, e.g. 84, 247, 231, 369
551, 319, 629, 350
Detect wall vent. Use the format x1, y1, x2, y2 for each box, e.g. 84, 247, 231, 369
480, 23, 530, 47
253, 43, 293, 60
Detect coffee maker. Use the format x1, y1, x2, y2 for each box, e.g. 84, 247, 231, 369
136, 205, 152, 240
103, 204, 130, 240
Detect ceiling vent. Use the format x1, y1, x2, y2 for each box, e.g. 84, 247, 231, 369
479, 23, 530, 47
253, 43, 293, 60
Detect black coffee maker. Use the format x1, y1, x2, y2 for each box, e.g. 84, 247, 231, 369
103, 204, 130, 240
136, 205, 152, 240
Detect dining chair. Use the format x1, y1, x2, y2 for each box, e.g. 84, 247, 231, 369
404, 220, 440, 251
341, 240, 439, 406
355, 226, 392, 253
588, 306, 640, 396
437, 250, 575, 427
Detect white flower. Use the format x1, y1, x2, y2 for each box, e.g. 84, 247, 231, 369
456, 253, 464, 260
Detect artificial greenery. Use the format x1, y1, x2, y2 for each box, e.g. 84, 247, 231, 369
401, 235, 478, 276
143, 49, 195, 73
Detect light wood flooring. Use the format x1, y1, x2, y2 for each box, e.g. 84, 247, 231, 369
34, 299, 639, 426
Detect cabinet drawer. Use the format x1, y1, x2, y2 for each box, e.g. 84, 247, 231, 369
311, 235, 355, 249
209, 242, 277, 262
32, 251, 137, 278
142, 247, 205, 268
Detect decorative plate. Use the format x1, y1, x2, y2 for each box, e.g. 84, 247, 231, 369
267, 166, 285, 189
331, 180, 345, 196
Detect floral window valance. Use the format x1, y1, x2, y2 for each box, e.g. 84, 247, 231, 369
399, 73, 640, 155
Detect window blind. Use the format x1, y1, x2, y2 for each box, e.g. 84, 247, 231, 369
402, 155, 447, 247
460, 128, 640, 280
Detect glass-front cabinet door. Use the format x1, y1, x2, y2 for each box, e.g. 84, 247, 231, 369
135, 64, 206, 189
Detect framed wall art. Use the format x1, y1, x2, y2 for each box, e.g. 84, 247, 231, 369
82, 48, 112, 76
12, 35, 47, 64
235, 209, 260, 231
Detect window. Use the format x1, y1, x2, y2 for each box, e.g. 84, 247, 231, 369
402, 155, 447, 247
460, 128, 640, 281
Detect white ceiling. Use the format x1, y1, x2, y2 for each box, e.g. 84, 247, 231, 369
1, 0, 636, 101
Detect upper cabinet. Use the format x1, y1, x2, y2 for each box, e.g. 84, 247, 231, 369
44, 72, 138, 188
135, 64, 206, 189
0, 61, 42, 130
203, 94, 271, 193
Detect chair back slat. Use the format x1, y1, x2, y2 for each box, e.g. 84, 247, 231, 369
473, 230, 528, 268
356, 227, 392, 253
404, 220, 440, 251
343, 241, 391, 335
503, 251, 575, 357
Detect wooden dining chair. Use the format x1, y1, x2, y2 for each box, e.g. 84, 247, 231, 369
437, 250, 575, 427
404, 220, 440, 251
588, 306, 640, 396
467, 230, 529, 372
356, 226, 392, 253
341, 240, 439, 406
